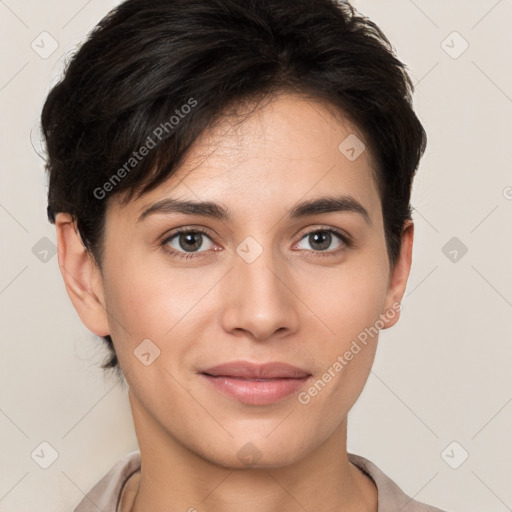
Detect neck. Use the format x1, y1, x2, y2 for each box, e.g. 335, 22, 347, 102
125, 390, 377, 512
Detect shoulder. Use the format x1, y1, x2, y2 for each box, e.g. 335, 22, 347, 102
72, 451, 141, 512
73, 450, 449, 512
348, 453, 449, 512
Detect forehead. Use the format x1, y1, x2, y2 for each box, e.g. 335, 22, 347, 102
112, 92, 381, 224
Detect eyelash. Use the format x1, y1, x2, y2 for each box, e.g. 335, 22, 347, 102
161, 226, 352, 261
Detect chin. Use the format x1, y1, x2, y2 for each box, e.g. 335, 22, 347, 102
199, 436, 311, 470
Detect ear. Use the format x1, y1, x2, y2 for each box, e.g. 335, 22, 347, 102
380, 219, 414, 329
55, 213, 110, 337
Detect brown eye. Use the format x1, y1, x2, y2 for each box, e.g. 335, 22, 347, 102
176, 232, 204, 252
294, 228, 350, 256
162, 228, 215, 259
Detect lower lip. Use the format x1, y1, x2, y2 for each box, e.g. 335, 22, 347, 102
200, 374, 311, 405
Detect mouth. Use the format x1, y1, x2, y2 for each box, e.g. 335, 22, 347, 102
198, 361, 312, 405
200, 360, 311, 379
202, 375, 303, 381
199, 374, 312, 405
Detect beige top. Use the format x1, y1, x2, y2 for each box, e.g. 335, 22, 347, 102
72, 451, 447, 512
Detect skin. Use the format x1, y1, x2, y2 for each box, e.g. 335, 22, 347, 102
56, 92, 414, 512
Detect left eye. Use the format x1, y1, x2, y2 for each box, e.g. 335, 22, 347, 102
295, 229, 346, 252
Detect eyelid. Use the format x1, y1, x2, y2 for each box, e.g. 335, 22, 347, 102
294, 224, 352, 245
160, 227, 217, 261
160, 226, 217, 248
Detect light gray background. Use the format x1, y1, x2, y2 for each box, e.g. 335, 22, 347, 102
1, 1, 511, 511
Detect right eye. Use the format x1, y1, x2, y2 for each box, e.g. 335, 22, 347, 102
161, 228, 217, 260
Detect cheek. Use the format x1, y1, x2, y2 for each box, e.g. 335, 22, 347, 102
315, 253, 389, 341
318, 280, 382, 388
304, 247, 388, 394
297, 271, 383, 429
103, 253, 219, 364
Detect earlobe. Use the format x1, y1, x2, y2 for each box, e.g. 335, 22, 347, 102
380, 220, 414, 330
55, 213, 110, 337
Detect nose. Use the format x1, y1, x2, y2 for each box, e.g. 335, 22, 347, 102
219, 241, 300, 341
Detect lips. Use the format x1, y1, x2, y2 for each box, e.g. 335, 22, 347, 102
200, 360, 311, 379
199, 361, 313, 405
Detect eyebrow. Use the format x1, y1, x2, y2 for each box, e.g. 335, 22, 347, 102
137, 195, 371, 225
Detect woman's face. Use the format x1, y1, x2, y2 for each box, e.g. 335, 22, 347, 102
96, 93, 411, 468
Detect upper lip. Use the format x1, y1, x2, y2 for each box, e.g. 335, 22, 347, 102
200, 361, 311, 379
